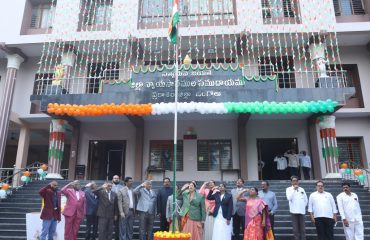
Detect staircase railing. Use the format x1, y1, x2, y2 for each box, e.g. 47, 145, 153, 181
341, 165, 370, 192
0, 162, 46, 190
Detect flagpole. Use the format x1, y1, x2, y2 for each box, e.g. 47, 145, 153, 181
171, 29, 179, 234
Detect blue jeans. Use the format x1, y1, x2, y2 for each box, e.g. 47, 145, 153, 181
41, 219, 57, 240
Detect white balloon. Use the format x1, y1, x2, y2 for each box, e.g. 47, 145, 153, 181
0, 190, 7, 199
37, 169, 44, 175
21, 176, 28, 182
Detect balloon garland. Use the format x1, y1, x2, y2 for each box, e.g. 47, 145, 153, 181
47, 99, 337, 117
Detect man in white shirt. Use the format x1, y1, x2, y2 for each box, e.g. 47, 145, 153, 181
308, 180, 338, 240
299, 151, 311, 180
285, 150, 300, 177
286, 176, 308, 240
336, 182, 364, 240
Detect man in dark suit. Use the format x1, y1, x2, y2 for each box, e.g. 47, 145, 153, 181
39, 181, 61, 240
84, 182, 99, 240
94, 182, 118, 240
134, 180, 157, 240
157, 177, 173, 231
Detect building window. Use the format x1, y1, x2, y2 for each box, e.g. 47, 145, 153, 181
149, 140, 183, 171
259, 56, 296, 88
333, 0, 366, 16
337, 138, 364, 168
261, 0, 301, 24
197, 140, 232, 171
30, 3, 55, 29
33, 73, 54, 95
87, 62, 118, 93
139, 0, 236, 29
79, 0, 113, 31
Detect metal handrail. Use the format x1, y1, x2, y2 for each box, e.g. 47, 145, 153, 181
0, 161, 46, 185
340, 163, 370, 191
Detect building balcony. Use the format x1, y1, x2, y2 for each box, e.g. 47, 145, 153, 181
333, 0, 370, 22
30, 64, 355, 114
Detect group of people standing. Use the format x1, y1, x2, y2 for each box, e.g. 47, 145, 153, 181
286, 176, 364, 240
38, 175, 364, 240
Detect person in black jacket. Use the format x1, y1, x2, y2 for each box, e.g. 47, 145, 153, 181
207, 183, 233, 240
157, 177, 173, 231
94, 182, 118, 240
84, 182, 98, 240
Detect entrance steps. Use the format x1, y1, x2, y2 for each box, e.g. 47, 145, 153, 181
0, 180, 369, 239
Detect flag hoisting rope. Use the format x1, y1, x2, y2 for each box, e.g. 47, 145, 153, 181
168, 0, 180, 233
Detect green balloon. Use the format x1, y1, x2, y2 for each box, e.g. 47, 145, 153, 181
345, 168, 351, 174
358, 174, 366, 182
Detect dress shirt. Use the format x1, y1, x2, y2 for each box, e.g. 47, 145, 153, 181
285, 153, 299, 168
299, 155, 311, 168
76, 191, 80, 200
128, 189, 134, 208
258, 190, 278, 214
308, 191, 337, 218
274, 157, 288, 170
106, 190, 111, 201
286, 186, 308, 214
336, 192, 362, 222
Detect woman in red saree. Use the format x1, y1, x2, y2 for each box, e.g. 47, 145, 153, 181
237, 187, 273, 240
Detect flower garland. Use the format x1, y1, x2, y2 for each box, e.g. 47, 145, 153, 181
47, 99, 337, 117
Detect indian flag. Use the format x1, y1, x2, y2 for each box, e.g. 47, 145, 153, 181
168, 0, 180, 44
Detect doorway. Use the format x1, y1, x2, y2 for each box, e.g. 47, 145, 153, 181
88, 140, 126, 180
257, 138, 298, 180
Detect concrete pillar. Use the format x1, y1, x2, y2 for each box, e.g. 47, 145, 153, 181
318, 115, 340, 178
46, 119, 68, 179
68, 124, 79, 180
12, 127, 30, 187
0, 54, 24, 168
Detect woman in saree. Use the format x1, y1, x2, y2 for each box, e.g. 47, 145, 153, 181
237, 187, 272, 240
178, 181, 206, 240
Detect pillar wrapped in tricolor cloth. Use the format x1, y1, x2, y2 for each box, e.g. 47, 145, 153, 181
46, 119, 68, 179
318, 116, 340, 178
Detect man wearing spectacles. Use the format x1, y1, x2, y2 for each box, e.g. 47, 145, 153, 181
308, 180, 338, 240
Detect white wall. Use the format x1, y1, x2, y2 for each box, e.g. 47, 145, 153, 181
338, 46, 370, 110
336, 117, 370, 169
143, 117, 239, 181
77, 121, 136, 178
246, 119, 310, 180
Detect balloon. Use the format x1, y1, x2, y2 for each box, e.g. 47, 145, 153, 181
37, 169, 44, 175
1, 183, 9, 190
358, 174, 366, 182
23, 171, 30, 177
0, 190, 6, 199
21, 176, 28, 182
339, 169, 346, 174
354, 169, 362, 176
25, 176, 31, 183
340, 163, 348, 169
345, 168, 351, 174
41, 172, 47, 177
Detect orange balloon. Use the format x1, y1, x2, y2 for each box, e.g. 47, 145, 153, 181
1, 183, 9, 190
23, 171, 30, 177
41, 164, 48, 171
340, 163, 348, 169
354, 169, 362, 176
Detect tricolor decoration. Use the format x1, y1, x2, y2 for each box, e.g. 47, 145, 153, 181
48, 119, 68, 175
47, 99, 338, 117
318, 115, 339, 174
168, 0, 180, 44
